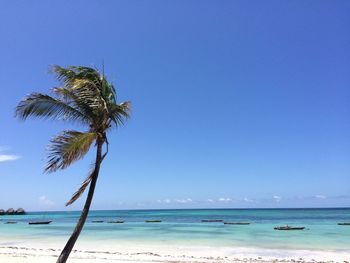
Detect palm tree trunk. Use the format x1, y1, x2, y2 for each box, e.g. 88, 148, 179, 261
56, 140, 104, 263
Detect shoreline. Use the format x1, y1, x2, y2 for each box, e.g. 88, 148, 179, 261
0, 244, 348, 263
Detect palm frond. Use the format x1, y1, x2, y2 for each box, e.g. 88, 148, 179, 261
46, 131, 96, 173
51, 66, 109, 120
70, 79, 104, 111
109, 101, 131, 126
51, 65, 132, 129
51, 65, 102, 90
100, 80, 117, 105
15, 93, 90, 124
65, 171, 93, 206
52, 87, 97, 122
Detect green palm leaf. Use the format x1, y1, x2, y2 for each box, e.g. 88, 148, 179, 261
52, 87, 97, 122
15, 93, 90, 124
51, 65, 114, 126
46, 131, 96, 173
109, 101, 131, 126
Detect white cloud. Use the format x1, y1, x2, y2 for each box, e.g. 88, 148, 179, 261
0, 155, 20, 162
273, 195, 282, 202
218, 197, 232, 202
157, 198, 195, 204
157, 199, 171, 204
39, 195, 55, 207
207, 199, 214, 203
314, 194, 327, 199
175, 198, 193, 204
0, 147, 20, 162
243, 197, 254, 203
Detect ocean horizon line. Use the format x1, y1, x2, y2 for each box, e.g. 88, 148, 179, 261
23, 206, 350, 213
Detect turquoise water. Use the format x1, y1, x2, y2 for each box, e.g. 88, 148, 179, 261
0, 208, 349, 250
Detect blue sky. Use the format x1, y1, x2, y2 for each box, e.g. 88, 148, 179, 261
0, 0, 349, 211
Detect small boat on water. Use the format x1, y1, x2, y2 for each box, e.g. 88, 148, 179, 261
201, 219, 223, 222
145, 220, 161, 223
274, 225, 305, 230
224, 222, 250, 225
92, 220, 104, 223
338, 222, 350, 226
108, 220, 124, 223
5, 221, 17, 224
28, 221, 52, 225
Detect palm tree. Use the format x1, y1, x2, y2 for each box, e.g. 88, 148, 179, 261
15, 65, 131, 263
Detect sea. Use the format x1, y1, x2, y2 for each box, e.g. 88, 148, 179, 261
0, 208, 349, 251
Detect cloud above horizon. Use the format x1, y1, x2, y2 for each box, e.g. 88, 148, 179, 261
243, 197, 254, 203
157, 199, 171, 204
175, 198, 193, 204
273, 195, 282, 202
157, 198, 194, 204
218, 197, 232, 202
107, 194, 350, 209
314, 194, 327, 199
39, 195, 55, 207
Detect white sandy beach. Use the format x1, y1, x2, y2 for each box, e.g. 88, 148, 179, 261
0, 243, 349, 263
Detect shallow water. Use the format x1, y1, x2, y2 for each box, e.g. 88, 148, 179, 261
0, 208, 349, 250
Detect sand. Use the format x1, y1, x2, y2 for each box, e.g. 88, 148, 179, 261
0, 244, 349, 263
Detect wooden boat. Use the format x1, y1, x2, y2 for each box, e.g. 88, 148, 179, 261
108, 220, 124, 223
224, 221, 250, 225
145, 220, 161, 223
201, 219, 223, 222
274, 225, 305, 230
92, 220, 104, 223
5, 221, 17, 224
338, 222, 350, 226
29, 221, 52, 225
